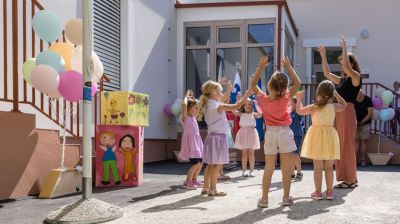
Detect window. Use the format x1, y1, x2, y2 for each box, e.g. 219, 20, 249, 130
93, 0, 121, 91
285, 29, 295, 64
313, 50, 341, 64
218, 27, 240, 43
185, 19, 275, 98
248, 24, 274, 44
185, 26, 211, 98
186, 27, 211, 46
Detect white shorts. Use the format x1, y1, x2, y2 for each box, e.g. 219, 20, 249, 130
264, 126, 297, 155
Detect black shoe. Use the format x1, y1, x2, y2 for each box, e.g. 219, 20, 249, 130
101, 181, 110, 185
115, 181, 121, 185
291, 174, 295, 180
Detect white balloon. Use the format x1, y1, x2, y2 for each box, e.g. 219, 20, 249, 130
388, 108, 395, 120
70, 47, 104, 81
375, 87, 385, 98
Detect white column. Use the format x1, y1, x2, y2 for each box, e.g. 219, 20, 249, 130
82, 0, 93, 199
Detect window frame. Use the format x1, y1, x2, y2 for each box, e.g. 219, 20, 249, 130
184, 18, 276, 96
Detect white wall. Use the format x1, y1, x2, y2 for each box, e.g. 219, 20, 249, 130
176, 6, 278, 97
287, 0, 400, 87
131, 0, 177, 139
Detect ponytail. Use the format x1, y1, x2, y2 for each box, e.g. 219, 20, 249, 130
198, 94, 209, 121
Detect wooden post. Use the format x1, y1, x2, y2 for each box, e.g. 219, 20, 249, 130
12, 0, 19, 112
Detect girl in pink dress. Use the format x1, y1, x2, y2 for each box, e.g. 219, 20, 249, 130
234, 97, 262, 177
179, 90, 204, 190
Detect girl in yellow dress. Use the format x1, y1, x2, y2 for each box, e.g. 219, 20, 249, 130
295, 80, 347, 200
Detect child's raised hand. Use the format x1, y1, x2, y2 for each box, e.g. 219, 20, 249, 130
282, 56, 292, 70
259, 56, 269, 68
317, 46, 326, 57
218, 76, 228, 85
339, 35, 347, 49
186, 89, 194, 99
243, 89, 253, 98
227, 80, 233, 92
296, 90, 304, 100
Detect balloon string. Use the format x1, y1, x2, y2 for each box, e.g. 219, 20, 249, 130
49, 99, 76, 170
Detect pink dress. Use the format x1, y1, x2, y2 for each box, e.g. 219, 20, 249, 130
179, 116, 204, 160
235, 113, 260, 150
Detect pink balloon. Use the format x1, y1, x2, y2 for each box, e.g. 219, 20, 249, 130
372, 97, 383, 110
58, 70, 83, 102
30, 65, 60, 95
91, 80, 98, 97
163, 103, 173, 116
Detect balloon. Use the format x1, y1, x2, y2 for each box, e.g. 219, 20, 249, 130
175, 98, 183, 105
30, 65, 60, 95
381, 90, 394, 105
163, 103, 173, 117
375, 87, 385, 98
36, 50, 65, 73
388, 108, 395, 120
70, 48, 104, 81
171, 103, 181, 117
372, 97, 383, 110
32, 10, 63, 43
48, 42, 74, 70
64, 19, 82, 45
47, 90, 61, 99
380, 109, 395, 122
22, 58, 36, 85
58, 70, 83, 102
372, 109, 380, 120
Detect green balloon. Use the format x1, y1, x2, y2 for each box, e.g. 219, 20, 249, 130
381, 90, 394, 105
22, 58, 36, 85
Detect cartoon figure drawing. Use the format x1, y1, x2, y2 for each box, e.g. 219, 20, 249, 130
119, 135, 137, 181
108, 99, 120, 124
99, 132, 121, 185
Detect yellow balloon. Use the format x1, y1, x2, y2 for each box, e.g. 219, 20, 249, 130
48, 42, 74, 70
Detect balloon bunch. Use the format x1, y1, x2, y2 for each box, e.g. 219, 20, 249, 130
163, 99, 182, 117
22, 10, 103, 102
372, 87, 395, 121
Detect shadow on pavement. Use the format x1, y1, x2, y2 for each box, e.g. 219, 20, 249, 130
201, 188, 354, 224
129, 185, 184, 203
141, 195, 213, 213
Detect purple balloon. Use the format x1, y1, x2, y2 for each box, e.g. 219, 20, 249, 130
163, 103, 173, 116
372, 97, 383, 110
58, 70, 82, 102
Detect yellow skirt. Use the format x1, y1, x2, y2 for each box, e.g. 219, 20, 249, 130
300, 125, 340, 160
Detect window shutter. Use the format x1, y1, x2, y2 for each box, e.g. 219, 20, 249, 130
93, 0, 121, 91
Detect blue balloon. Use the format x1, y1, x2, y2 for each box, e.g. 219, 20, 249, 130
36, 50, 65, 73
379, 109, 392, 122
32, 10, 63, 43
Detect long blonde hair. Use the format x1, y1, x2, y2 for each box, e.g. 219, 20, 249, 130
198, 80, 223, 121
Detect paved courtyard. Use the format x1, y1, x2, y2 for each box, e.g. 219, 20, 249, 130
1, 161, 400, 224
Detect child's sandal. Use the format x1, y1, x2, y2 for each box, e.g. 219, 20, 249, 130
208, 190, 227, 197
201, 189, 209, 195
